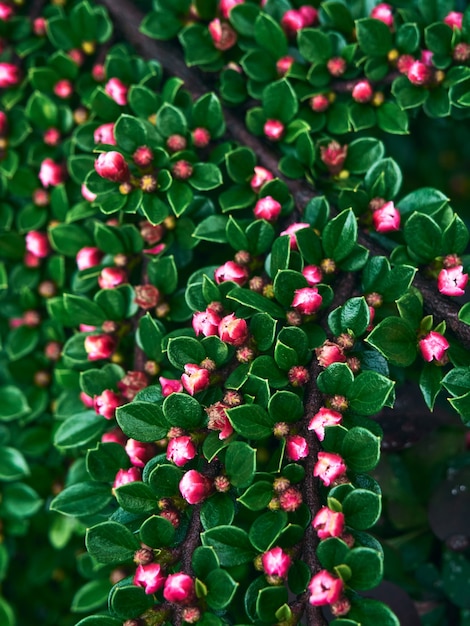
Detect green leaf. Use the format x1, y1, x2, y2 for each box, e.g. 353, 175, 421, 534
322, 209, 357, 262
317, 363, 354, 396
86, 442, 130, 483
345, 138, 385, 174
71, 579, 111, 613
250, 312, 277, 351
376, 102, 409, 134
201, 525, 255, 566
237, 481, 273, 510
64, 294, 106, 326
167, 336, 205, 369
225, 441, 256, 488
317, 537, 350, 570
148, 464, 183, 497
226, 147, 256, 184
109, 584, 153, 620
346, 547, 383, 590
298, 28, 332, 63
342, 427, 381, 472
114, 114, 147, 152
54, 411, 106, 449
227, 287, 285, 318
404, 212, 442, 262
5, 326, 39, 361
419, 363, 443, 411
349, 371, 395, 415
254, 12, 287, 57
206, 569, 238, 610
192, 546, 220, 579
342, 489, 382, 530
116, 401, 168, 442
268, 391, 303, 423
256, 586, 288, 623
115, 481, 158, 514
0, 386, 30, 421
140, 515, 175, 547
249, 510, 287, 551
366, 317, 417, 367
0, 447, 29, 481
364, 158, 402, 199
147, 255, 178, 293
227, 404, 274, 439
348, 597, 399, 626
425, 22, 453, 56
442, 550, 470, 608
50, 482, 112, 517
356, 18, 393, 56
192, 93, 225, 137
75, 616, 121, 626
193, 215, 228, 243
163, 392, 203, 428
200, 493, 235, 530
190, 163, 223, 191
86, 521, 140, 564
262, 79, 298, 123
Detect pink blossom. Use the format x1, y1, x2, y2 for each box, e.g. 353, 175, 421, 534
133, 146, 153, 167
208, 18, 237, 51
181, 364, 211, 395
192, 308, 222, 337
76, 247, 103, 270
264, 119, 285, 141
312, 506, 345, 539
53, 79, 73, 99
352, 80, 373, 103
179, 469, 212, 504
81, 184, 97, 202
206, 402, 234, 439
308, 407, 343, 441
397, 54, 414, 74
299, 5, 318, 26
279, 486, 303, 511
421, 49, 434, 66
33, 17, 47, 36
261, 546, 291, 578
113, 466, 141, 489
39, 158, 65, 187
192, 127, 211, 148
280, 222, 310, 250
134, 284, 160, 309
302, 265, 323, 285
43, 128, 61, 146
134, 563, 166, 595
0, 63, 20, 88
370, 3, 394, 29
327, 57, 346, 77
163, 573, 195, 604
143, 243, 166, 255
84, 334, 116, 361
94, 122, 116, 145
407, 61, 432, 86
214, 260, 249, 285
125, 439, 156, 468
101, 427, 127, 445
250, 166, 274, 193
314, 452, 347, 486
286, 435, 309, 461
444, 11, 463, 30
281, 9, 304, 36
118, 371, 148, 401
291, 287, 323, 315
172, 159, 193, 180
95, 151, 129, 182
419, 331, 449, 362
372, 201, 401, 232
94, 389, 123, 420
276, 55, 295, 76
0, 110, 7, 135
218, 313, 249, 346
310, 94, 330, 113
320, 141, 348, 175
25, 231, 50, 258
68, 48, 84, 66
219, 0, 244, 19
159, 377, 184, 397
308, 570, 344, 606
98, 267, 128, 289
253, 196, 282, 221
80, 391, 94, 408
315, 341, 346, 368
0, 3, 14, 20
437, 265, 468, 296
105, 77, 128, 105
167, 436, 197, 467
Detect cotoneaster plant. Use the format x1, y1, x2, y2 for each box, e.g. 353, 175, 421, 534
0, 1, 469, 626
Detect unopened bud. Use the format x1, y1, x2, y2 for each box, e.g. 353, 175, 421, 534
214, 475, 231, 492
320, 258, 336, 274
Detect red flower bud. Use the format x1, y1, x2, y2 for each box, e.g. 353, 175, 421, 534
370, 3, 394, 29
167, 436, 197, 467
26, 230, 50, 258
308, 570, 343, 606
310, 94, 330, 112
163, 573, 195, 604
279, 486, 303, 511
250, 166, 274, 193
113, 466, 141, 489
276, 55, 295, 76
133, 146, 154, 167
54, 79, 73, 99
218, 313, 249, 346
320, 141, 348, 175
118, 371, 148, 401
181, 364, 211, 395
43, 127, 61, 146
105, 77, 128, 105
172, 159, 193, 180
39, 158, 65, 187
208, 18, 237, 51
179, 469, 212, 504
214, 260, 249, 285
134, 284, 160, 309
94, 151, 129, 182
76, 247, 103, 270
312, 506, 345, 539
316, 341, 347, 367
94, 389, 123, 419
134, 563, 166, 595
0, 63, 20, 88
281, 9, 305, 36
84, 334, 116, 361
352, 80, 373, 103
263, 119, 285, 141
302, 265, 323, 285
314, 451, 347, 486
81, 184, 97, 202
291, 287, 322, 315
262, 546, 291, 578
92, 64, 106, 82
126, 439, 156, 468
206, 402, 234, 439
94, 122, 116, 145
253, 195, 282, 221
327, 57, 346, 77
192, 127, 211, 148
98, 267, 128, 289
280, 222, 310, 251
219, 0, 244, 19
444, 11, 463, 30
437, 265, 468, 296
407, 60, 432, 86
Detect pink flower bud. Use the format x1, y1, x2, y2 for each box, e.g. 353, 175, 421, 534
105, 77, 128, 105
192, 127, 211, 148
308, 407, 343, 441
421, 49, 434, 66
302, 265, 323, 285
118, 371, 148, 401
125, 439, 156, 468
397, 54, 414, 74
140, 221, 164, 245
291, 287, 322, 315
310, 94, 330, 112
159, 377, 184, 397
54, 79, 73, 99
312, 506, 345, 539
453, 43, 470, 62
262, 546, 292, 578
419, 331, 449, 362
314, 451, 347, 486
444, 11, 463, 30
167, 436, 197, 467
219, 0, 244, 19
113, 466, 141, 489
68, 48, 84, 66
134, 284, 160, 309
98, 266, 128, 289
315, 341, 347, 367
76, 247, 103, 270
308, 570, 343, 606
26, 230, 50, 258
407, 60, 432, 86
33, 17, 47, 36
94, 151, 129, 182
84, 334, 117, 361
286, 435, 309, 461
206, 402, 234, 439
43, 127, 61, 146
281, 9, 305, 36
320, 141, 348, 175
172, 159, 193, 180
192, 308, 222, 337
218, 313, 249, 346
263, 119, 285, 141
134, 563, 166, 595
371, 200, 401, 232
101, 427, 127, 445
276, 55, 295, 76
370, 3, 394, 29
179, 469, 212, 504
181, 364, 211, 396
327, 57, 346, 77
250, 166, 274, 193
0, 62, 20, 88
253, 195, 282, 221
81, 184, 97, 202
92, 64, 106, 82
133, 146, 154, 167
280, 222, 310, 250
352, 80, 373, 103
0, 109, 7, 135
0, 3, 13, 20
208, 18, 238, 51
80, 391, 94, 408
438, 265, 468, 296
279, 486, 303, 511
94, 389, 123, 419
214, 260, 249, 285
163, 573, 195, 604
143, 243, 166, 255
94, 122, 116, 145
39, 158, 65, 187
